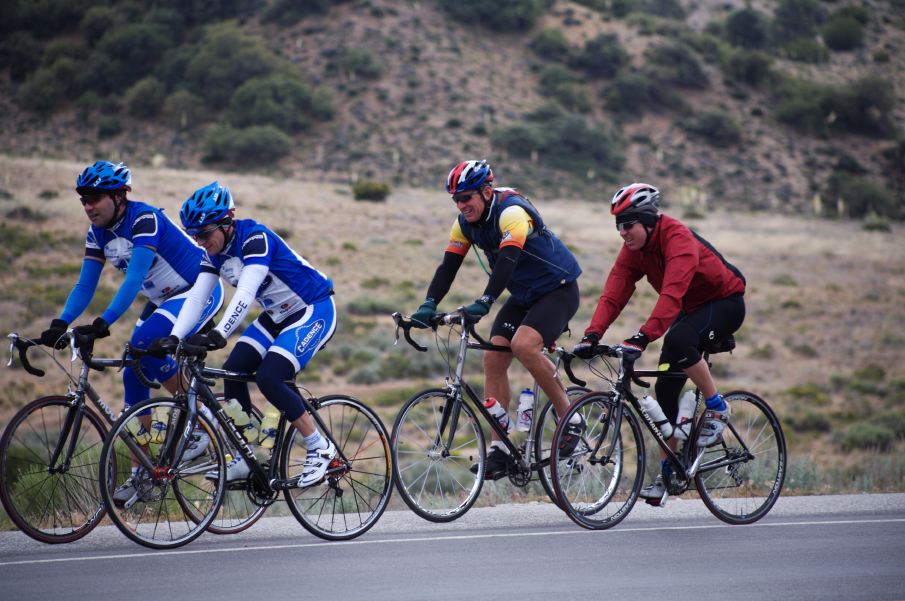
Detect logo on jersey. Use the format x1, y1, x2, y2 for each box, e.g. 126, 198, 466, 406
501, 229, 513, 243
294, 319, 325, 357
104, 237, 134, 271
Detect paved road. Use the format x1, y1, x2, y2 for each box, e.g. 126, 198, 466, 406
1, 494, 903, 601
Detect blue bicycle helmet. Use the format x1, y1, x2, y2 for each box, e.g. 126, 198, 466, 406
180, 181, 235, 235
446, 160, 494, 194
75, 161, 132, 195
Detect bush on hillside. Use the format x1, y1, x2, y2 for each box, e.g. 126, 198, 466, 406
43, 40, 88, 66
568, 33, 629, 79
154, 46, 197, 90
1, 0, 90, 38
611, 0, 684, 19
530, 29, 573, 61
16, 57, 81, 113
94, 22, 174, 89
821, 16, 864, 51
0, 31, 42, 82
79, 5, 118, 41
643, 42, 708, 88
125, 76, 166, 118
682, 111, 743, 148
228, 74, 335, 132
772, 0, 825, 46
162, 90, 207, 130
783, 37, 828, 63
437, 0, 550, 30
262, 0, 336, 26
722, 49, 773, 88
538, 65, 591, 113
352, 181, 391, 202
202, 124, 292, 166
824, 173, 898, 220
725, 7, 770, 49
325, 48, 384, 80
603, 69, 685, 115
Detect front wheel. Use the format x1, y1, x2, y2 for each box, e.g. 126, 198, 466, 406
0, 396, 108, 544
99, 397, 226, 549
693, 390, 786, 525
282, 395, 392, 540
551, 392, 644, 530
391, 389, 486, 522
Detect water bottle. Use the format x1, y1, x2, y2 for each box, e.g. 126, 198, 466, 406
640, 394, 674, 439
127, 419, 151, 446
149, 406, 169, 444
673, 390, 697, 441
483, 397, 513, 434
223, 398, 258, 443
516, 388, 535, 432
258, 406, 280, 449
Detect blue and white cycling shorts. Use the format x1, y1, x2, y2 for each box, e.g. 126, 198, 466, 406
237, 296, 336, 372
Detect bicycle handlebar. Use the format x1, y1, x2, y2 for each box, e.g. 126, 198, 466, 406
120, 344, 161, 390
8, 334, 45, 377
591, 344, 650, 391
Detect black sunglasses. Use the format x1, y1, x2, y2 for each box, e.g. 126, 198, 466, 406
452, 192, 476, 204
616, 220, 639, 232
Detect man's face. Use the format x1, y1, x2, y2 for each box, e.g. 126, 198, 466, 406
452, 188, 486, 223
617, 219, 648, 251
191, 225, 228, 255
80, 192, 117, 228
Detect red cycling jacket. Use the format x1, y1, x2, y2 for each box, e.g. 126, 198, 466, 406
586, 214, 746, 342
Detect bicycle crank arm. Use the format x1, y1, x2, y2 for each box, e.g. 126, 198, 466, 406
270, 464, 348, 491
686, 448, 706, 478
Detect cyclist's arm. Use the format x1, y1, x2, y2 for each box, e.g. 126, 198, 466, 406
99, 245, 156, 325
214, 263, 268, 339
480, 205, 532, 300
59, 256, 104, 323
170, 269, 220, 340
425, 219, 471, 303
585, 248, 643, 337
640, 230, 697, 341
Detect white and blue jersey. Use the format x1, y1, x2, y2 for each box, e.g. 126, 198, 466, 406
85, 201, 204, 305
202, 219, 333, 326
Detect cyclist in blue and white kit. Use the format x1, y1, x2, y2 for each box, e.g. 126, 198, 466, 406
38, 161, 225, 503
154, 181, 338, 486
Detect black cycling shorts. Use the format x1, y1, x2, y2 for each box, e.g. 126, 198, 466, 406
490, 280, 580, 347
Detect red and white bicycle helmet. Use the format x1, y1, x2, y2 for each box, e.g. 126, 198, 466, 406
446, 160, 494, 194
610, 183, 660, 217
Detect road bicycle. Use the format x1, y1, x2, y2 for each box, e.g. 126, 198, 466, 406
0, 331, 138, 544
549, 337, 786, 530
98, 339, 393, 549
390, 310, 588, 522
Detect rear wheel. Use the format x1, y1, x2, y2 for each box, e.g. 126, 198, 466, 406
694, 390, 786, 525
551, 392, 644, 530
283, 395, 392, 540
0, 396, 108, 544
534, 386, 589, 506
99, 397, 225, 549
391, 389, 485, 522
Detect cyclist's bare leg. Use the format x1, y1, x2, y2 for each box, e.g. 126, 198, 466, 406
292, 412, 317, 437
682, 359, 717, 399
484, 336, 513, 443
509, 325, 570, 418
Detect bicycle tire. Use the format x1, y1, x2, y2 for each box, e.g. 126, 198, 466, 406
534, 386, 589, 506
282, 395, 392, 540
0, 396, 109, 544
99, 397, 226, 549
551, 391, 645, 530
693, 390, 786, 525
391, 388, 486, 522
205, 400, 268, 535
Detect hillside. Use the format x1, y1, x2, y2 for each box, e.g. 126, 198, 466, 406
0, 156, 903, 497
0, 0, 903, 217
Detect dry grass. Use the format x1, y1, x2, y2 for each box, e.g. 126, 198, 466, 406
1, 155, 903, 491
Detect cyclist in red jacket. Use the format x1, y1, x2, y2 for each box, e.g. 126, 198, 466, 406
573, 183, 746, 506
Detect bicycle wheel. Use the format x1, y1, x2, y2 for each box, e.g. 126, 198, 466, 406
551, 391, 644, 530
391, 388, 485, 522
694, 390, 786, 525
0, 396, 108, 544
534, 386, 589, 506
99, 397, 226, 549
205, 400, 268, 535
282, 395, 392, 540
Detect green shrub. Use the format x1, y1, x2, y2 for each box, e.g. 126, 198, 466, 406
352, 181, 391, 202
80, 5, 118, 41
538, 65, 591, 112
326, 48, 384, 80
228, 74, 334, 132
827, 174, 897, 220
725, 7, 770, 49
821, 16, 864, 51
862, 213, 892, 232
568, 33, 629, 79
97, 116, 122, 138
772, 0, 825, 46
437, 0, 549, 29
682, 111, 743, 147
643, 42, 708, 88
16, 57, 81, 113
840, 421, 895, 452
43, 39, 88, 66
783, 37, 828, 63
125, 76, 166, 118
262, 0, 335, 25
789, 410, 832, 433
162, 90, 207, 130
722, 49, 773, 88
603, 69, 684, 115
530, 29, 573, 61
611, 0, 685, 19
94, 22, 174, 89
0, 31, 42, 82
202, 124, 292, 166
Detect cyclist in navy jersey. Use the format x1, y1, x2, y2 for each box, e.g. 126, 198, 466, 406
152, 181, 337, 486
38, 161, 225, 503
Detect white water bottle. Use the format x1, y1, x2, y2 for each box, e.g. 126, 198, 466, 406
484, 397, 513, 434
673, 391, 697, 441
516, 388, 534, 432
258, 406, 280, 449
640, 394, 674, 439
223, 398, 258, 443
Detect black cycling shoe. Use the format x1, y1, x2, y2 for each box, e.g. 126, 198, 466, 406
558, 415, 587, 457
469, 447, 514, 481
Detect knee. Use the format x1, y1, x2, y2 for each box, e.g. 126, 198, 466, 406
483, 348, 510, 374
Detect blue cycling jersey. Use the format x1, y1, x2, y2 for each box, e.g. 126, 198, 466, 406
201, 219, 333, 323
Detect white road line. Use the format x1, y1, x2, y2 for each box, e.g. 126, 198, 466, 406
1, 518, 903, 568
